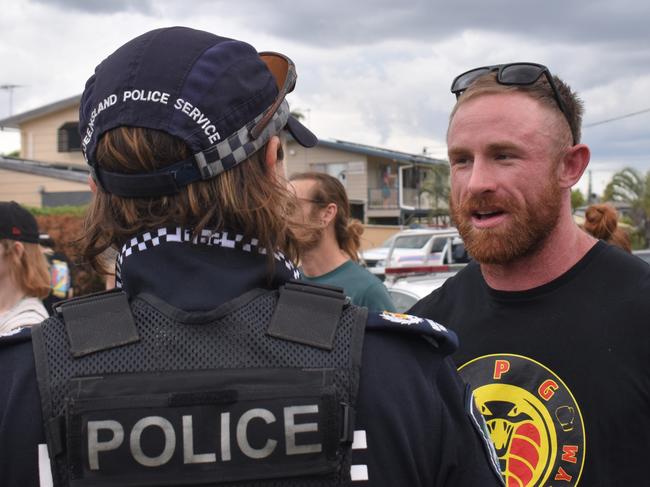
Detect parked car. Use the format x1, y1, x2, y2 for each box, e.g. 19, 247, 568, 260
384, 228, 469, 277
633, 249, 650, 265
384, 272, 459, 313
360, 235, 397, 280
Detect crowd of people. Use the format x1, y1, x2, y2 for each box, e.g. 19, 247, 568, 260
0, 26, 648, 487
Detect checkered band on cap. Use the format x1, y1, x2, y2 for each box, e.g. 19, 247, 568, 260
195, 100, 290, 179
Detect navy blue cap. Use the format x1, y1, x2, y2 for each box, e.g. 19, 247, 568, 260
79, 26, 317, 197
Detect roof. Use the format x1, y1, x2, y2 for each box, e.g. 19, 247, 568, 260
316, 138, 446, 166
0, 94, 81, 128
0, 95, 448, 168
0, 155, 88, 183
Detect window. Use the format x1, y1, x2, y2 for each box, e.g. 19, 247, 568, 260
57, 122, 82, 152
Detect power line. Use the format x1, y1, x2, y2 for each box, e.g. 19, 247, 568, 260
584, 107, 650, 128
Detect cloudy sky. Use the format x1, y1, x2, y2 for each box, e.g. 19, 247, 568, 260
1, 0, 649, 195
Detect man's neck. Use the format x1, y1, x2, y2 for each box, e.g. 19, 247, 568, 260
0, 276, 26, 314
480, 216, 598, 291
301, 234, 349, 278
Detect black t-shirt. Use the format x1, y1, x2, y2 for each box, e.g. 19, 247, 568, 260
409, 241, 650, 487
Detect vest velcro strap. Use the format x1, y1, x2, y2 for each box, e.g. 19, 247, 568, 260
340, 403, 356, 445
46, 416, 65, 458
59, 290, 140, 357
168, 390, 238, 407
267, 280, 346, 350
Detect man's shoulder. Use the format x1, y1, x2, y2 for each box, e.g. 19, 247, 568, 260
600, 244, 650, 276
344, 260, 383, 283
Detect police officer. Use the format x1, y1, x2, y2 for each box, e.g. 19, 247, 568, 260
0, 27, 502, 486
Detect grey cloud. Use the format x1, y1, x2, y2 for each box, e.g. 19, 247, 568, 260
31, 0, 154, 14
33, 0, 650, 48
160, 0, 650, 48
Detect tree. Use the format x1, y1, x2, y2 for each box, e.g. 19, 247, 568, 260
602, 167, 650, 247
571, 189, 585, 210
420, 164, 450, 225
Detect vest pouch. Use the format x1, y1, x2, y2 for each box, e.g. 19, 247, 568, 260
62, 368, 344, 487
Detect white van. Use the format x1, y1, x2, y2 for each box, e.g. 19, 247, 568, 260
384, 228, 469, 276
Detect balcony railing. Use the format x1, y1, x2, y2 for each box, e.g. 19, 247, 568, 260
368, 187, 442, 210
368, 186, 399, 209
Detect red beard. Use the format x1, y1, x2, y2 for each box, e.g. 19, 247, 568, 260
450, 182, 561, 265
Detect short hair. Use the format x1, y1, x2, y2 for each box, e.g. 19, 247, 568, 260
0, 239, 50, 299
583, 203, 631, 253
288, 172, 363, 262
82, 127, 304, 272
450, 71, 584, 145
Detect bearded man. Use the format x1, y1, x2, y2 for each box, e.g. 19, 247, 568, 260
409, 63, 650, 486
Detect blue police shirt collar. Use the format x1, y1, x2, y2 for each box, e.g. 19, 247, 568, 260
114, 227, 300, 312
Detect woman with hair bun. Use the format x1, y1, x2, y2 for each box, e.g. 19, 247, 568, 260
289, 172, 396, 311
582, 203, 631, 253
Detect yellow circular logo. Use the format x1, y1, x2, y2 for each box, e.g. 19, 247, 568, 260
460, 354, 585, 486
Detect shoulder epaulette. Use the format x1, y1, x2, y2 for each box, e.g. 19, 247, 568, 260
366, 311, 458, 354
52, 289, 140, 357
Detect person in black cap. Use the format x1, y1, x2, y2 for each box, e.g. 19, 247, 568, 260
0, 201, 50, 333
0, 27, 503, 486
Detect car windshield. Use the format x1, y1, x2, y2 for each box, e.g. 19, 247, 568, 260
379, 236, 396, 248
394, 235, 432, 249
430, 237, 447, 253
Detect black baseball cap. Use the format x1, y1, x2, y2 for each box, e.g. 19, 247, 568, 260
0, 201, 40, 244
79, 26, 317, 198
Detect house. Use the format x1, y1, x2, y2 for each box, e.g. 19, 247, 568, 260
1, 95, 449, 226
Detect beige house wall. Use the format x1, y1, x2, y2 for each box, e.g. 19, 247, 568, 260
286, 142, 369, 203
0, 169, 88, 207
20, 105, 84, 166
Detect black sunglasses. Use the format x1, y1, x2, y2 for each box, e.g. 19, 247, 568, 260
250, 51, 297, 140
451, 63, 573, 143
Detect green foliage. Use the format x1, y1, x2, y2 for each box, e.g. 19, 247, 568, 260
603, 167, 650, 248
27, 205, 88, 217
571, 189, 585, 210
420, 164, 450, 211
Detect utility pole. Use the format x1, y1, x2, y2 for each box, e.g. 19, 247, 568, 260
0, 84, 24, 116
587, 170, 593, 203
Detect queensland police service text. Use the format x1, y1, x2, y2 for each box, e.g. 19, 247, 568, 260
81, 90, 221, 156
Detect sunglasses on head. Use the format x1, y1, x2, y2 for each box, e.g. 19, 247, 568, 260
450, 62, 573, 143
250, 51, 297, 140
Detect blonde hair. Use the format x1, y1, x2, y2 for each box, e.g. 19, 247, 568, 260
1, 239, 50, 299
583, 203, 631, 253
289, 172, 364, 262
450, 71, 583, 146
82, 127, 307, 272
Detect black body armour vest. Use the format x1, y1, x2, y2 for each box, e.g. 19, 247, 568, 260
32, 282, 366, 487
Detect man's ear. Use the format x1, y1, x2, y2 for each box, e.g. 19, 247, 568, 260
558, 143, 590, 189
88, 174, 98, 193
322, 202, 338, 226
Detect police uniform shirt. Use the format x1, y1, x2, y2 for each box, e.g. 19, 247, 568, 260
0, 234, 502, 486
